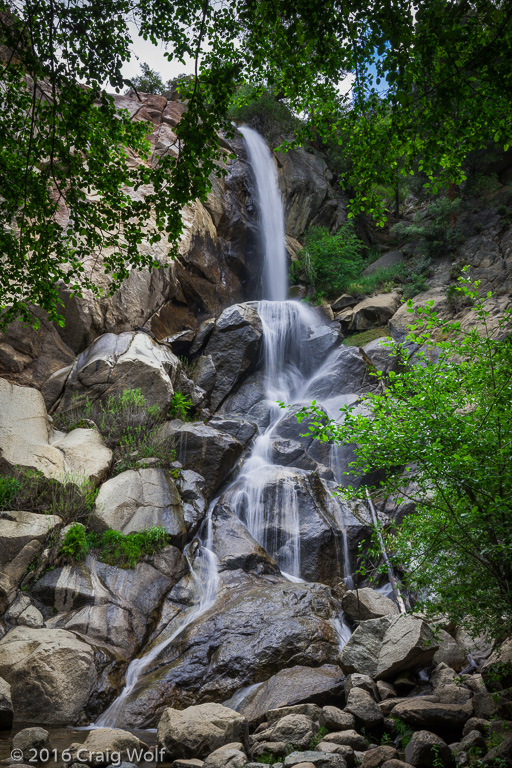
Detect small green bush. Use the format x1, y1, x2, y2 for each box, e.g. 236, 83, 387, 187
0, 476, 20, 508
291, 223, 365, 299
309, 725, 329, 750
53, 394, 94, 431
60, 525, 170, 568
169, 390, 193, 421
59, 523, 89, 561
345, 262, 409, 296
57, 388, 176, 475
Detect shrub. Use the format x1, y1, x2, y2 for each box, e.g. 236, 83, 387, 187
292, 223, 365, 299
345, 262, 409, 296
59, 523, 89, 561
169, 390, 193, 421
59, 525, 170, 568
53, 394, 94, 431
57, 388, 176, 475
297, 273, 512, 639
309, 726, 329, 750
0, 476, 20, 508
0, 467, 97, 523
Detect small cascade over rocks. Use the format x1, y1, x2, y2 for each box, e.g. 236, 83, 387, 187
92, 125, 365, 728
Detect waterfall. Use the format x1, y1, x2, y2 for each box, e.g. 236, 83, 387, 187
238, 125, 288, 301
94, 126, 354, 728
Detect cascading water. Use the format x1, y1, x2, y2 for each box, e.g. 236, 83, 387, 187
238, 125, 288, 301
95, 125, 354, 727
95, 536, 219, 727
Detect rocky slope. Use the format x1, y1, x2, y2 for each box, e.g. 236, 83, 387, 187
0, 91, 511, 767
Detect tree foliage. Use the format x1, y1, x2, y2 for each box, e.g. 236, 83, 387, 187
2, 0, 512, 324
129, 62, 166, 94
293, 274, 512, 638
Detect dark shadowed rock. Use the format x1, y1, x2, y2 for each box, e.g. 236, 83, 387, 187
404, 731, 451, 767
390, 698, 473, 735
211, 504, 280, 574
205, 303, 263, 411
172, 422, 244, 496
341, 588, 398, 622
344, 687, 383, 731
0, 677, 13, 730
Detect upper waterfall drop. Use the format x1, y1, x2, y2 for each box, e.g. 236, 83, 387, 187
238, 125, 288, 301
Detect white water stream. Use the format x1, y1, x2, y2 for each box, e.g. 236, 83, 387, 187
95, 125, 353, 727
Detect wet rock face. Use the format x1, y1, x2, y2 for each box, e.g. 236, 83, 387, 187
116, 580, 341, 727
204, 303, 263, 411
171, 422, 244, 497
217, 466, 367, 586
32, 548, 185, 659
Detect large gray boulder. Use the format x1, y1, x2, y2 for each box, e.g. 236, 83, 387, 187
338, 615, 438, 680
341, 588, 398, 622
390, 698, 473, 733
341, 293, 401, 332
68, 728, 147, 766
171, 422, 244, 497
344, 687, 383, 731
157, 703, 248, 760
0, 627, 97, 724
49, 427, 112, 486
0, 510, 62, 565
204, 303, 263, 411
232, 665, 344, 723
11, 727, 50, 759
255, 714, 315, 749
57, 331, 180, 415
33, 548, 184, 659
91, 468, 186, 545
0, 379, 111, 483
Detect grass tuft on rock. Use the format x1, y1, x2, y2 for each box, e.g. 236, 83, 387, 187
60, 523, 171, 568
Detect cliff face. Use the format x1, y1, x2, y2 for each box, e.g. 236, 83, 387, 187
0, 90, 346, 398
